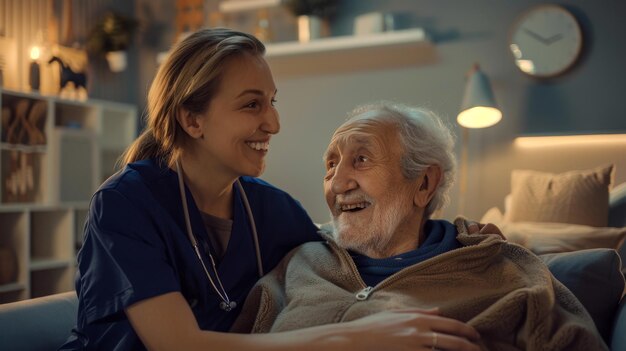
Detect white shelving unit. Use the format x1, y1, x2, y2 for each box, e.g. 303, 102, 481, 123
264, 28, 436, 78
0, 88, 137, 303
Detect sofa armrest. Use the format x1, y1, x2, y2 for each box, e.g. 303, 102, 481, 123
0, 291, 78, 351
611, 295, 626, 350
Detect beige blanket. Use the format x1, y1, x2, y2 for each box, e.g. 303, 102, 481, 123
232, 217, 607, 350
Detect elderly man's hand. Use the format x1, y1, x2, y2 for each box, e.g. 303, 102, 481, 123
467, 221, 505, 240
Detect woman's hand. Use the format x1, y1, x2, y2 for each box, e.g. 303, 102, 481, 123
282, 308, 482, 351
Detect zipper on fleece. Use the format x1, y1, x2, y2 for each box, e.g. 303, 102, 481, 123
356, 286, 374, 300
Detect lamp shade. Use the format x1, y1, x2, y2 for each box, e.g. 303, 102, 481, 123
457, 64, 502, 129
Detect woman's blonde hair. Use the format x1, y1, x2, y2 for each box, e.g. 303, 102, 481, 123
119, 28, 265, 168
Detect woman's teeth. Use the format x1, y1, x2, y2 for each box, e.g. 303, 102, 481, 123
246, 141, 269, 151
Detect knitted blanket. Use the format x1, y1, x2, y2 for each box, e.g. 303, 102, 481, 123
232, 217, 607, 350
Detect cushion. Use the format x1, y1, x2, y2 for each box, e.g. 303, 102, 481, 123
506, 222, 626, 255
481, 214, 626, 255
540, 249, 625, 343
609, 182, 626, 228
508, 165, 614, 227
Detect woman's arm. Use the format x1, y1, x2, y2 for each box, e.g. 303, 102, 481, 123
126, 292, 482, 351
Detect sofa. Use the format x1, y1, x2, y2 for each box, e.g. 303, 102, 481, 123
2, 166, 625, 350
0, 250, 625, 351
0, 291, 77, 350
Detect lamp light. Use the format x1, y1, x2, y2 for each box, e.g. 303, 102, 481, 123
457, 63, 502, 215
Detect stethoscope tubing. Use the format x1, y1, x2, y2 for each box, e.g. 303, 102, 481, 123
176, 160, 263, 311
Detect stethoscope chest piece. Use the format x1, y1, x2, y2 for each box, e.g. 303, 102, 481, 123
220, 300, 237, 312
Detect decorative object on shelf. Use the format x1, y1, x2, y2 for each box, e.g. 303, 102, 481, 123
5, 100, 31, 145
457, 63, 502, 214
0, 245, 18, 285
48, 56, 87, 100
175, 0, 205, 44
509, 4, 583, 78
86, 11, 138, 72
2, 150, 38, 203
353, 12, 396, 36
283, 0, 337, 42
254, 8, 274, 42
29, 45, 42, 91
1, 107, 11, 142
3, 99, 47, 146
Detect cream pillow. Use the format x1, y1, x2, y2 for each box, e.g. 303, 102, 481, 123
480, 207, 626, 255
496, 221, 626, 255
508, 165, 613, 227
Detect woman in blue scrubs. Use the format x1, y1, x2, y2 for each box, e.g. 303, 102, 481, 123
60, 28, 449, 351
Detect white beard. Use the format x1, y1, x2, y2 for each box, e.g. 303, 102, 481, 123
331, 191, 412, 256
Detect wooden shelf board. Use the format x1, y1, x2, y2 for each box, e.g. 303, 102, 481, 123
0, 282, 25, 293
219, 0, 281, 13
266, 28, 429, 57
264, 28, 437, 78
30, 258, 72, 271
0, 143, 47, 152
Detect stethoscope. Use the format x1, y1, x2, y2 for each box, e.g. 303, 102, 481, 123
176, 160, 264, 312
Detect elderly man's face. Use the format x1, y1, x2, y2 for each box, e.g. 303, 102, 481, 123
323, 119, 422, 257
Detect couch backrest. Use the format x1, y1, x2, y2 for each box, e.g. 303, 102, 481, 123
0, 291, 78, 351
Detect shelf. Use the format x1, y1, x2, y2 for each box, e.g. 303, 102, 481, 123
0, 143, 47, 152
266, 28, 427, 56
0, 89, 136, 303
264, 28, 437, 78
30, 258, 72, 271
0, 282, 25, 293
219, 0, 281, 13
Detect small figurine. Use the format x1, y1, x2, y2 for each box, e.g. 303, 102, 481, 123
48, 56, 88, 99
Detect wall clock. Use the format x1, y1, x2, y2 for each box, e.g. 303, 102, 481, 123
509, 5, 583, 78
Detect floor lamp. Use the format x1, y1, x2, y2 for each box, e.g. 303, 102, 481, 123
457, 63, 502, 215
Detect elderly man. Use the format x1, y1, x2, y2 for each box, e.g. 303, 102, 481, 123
232, 101, 607, 351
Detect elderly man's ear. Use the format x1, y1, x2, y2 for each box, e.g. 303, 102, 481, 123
414, 165, 442, 208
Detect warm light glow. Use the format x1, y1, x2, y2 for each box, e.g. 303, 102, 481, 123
509, 44, 522, 59
515, 134, 626, 148
30, 46, 41, 60
457, 106, 502, 128
516, 59, 535, 74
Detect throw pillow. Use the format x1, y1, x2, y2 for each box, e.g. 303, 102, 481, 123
509, 165, 614, 227
540, 249, 625, 343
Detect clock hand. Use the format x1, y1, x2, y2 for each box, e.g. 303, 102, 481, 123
546, 33, 563, 45
522, 28, 550, 44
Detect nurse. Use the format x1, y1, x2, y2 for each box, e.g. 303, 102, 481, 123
60, 28, 464, 351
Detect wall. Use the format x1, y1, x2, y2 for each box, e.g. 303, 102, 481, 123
4, 1, 625, 224
255, 0, 626, 223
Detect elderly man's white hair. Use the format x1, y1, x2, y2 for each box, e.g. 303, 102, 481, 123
344, 101, 457, 218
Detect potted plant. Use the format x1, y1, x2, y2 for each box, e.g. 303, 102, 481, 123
283, 0, 338, 42
86, 11, 138, 72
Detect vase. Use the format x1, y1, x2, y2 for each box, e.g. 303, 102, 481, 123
105, 50, 127, 72
297, 15, 325, 43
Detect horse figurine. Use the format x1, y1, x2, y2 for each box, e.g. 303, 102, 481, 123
48, 56, 88, 98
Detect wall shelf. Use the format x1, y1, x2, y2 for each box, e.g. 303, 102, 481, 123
219, 0, 281, 13
0, 88, 137, 303
30, 259, 72, 271
0, 283, 25, 294
264, 28, 437, 78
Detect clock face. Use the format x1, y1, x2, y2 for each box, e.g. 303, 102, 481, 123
509, 5, 583, 77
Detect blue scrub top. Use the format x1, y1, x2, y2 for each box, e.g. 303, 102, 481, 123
60, 158, 321, 350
